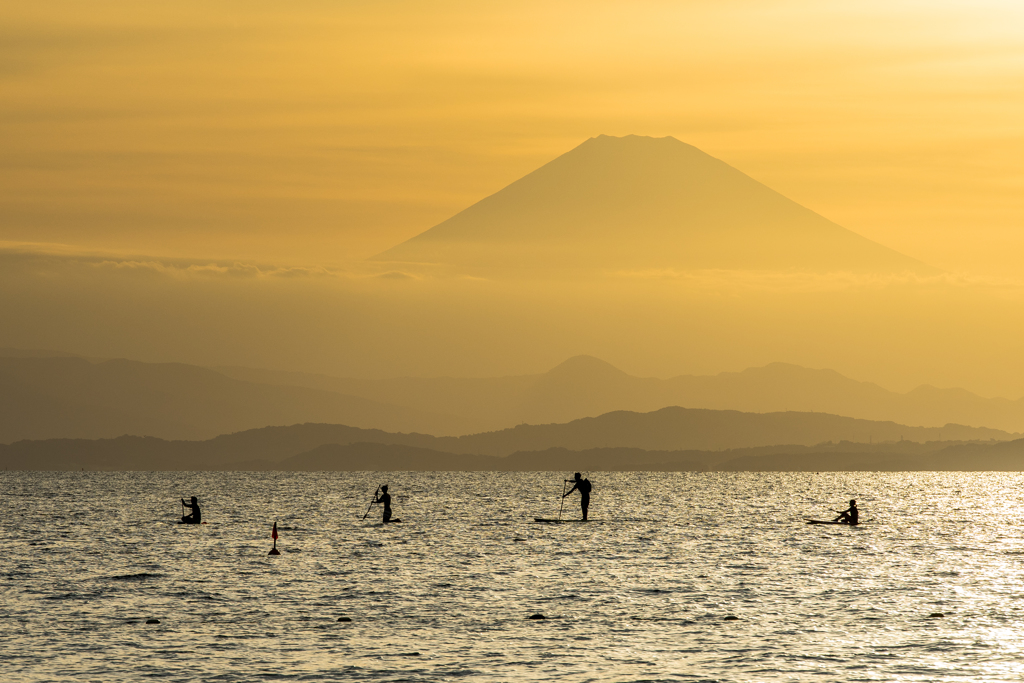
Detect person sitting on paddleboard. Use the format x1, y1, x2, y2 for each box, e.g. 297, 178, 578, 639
181, 496, 202, 524
834, 499, 858, 525
373, 485, 393, 523
563, 472, 592, 521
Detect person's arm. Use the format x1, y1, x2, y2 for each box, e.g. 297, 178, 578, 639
563, 483, 579, 497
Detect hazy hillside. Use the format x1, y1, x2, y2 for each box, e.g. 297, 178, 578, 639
374, 134, 933, 275
215, 363, 536, 432
219, 356, 1024, 434
442, 407, 1013, 456
1, 405, 1016, 471
0, 356, 473, 443
4, 432, 1022, 473
8, 348, 1024, 445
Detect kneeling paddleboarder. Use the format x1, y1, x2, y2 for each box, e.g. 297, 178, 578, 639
373, 484, 398, 523
834, 499, 858, 525
181, 496, 202, 524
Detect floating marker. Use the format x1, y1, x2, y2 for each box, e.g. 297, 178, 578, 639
928, 612, 945, 618
527, 613, 546, 620
724, 615, 740, 621
337, 616, 352, 622
146, 619, 160, 625
268, 521, 280, 556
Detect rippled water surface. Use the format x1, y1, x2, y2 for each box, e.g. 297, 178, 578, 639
5, 471, 1024, 682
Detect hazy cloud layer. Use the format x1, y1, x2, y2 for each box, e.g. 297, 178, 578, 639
3, 244, 1024, 400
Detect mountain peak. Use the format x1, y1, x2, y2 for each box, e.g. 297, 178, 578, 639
545, 355, 629, 380
374, 135, 933, 275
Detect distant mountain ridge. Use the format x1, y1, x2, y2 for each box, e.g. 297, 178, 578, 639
1, 407, 1020, 472
219, 355, 1024, 435
375, 135, 933, 275
0, 355, 473, 443
5, 348, 1024, 444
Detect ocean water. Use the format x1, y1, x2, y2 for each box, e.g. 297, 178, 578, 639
4, 471, 1024, 682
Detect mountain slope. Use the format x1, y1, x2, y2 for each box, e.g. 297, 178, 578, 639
375, 135, 933, 274
218, 356, 1024, 434
0, 356, 474, 443
0, 406, 1014, 471
7, 349, 1023, 444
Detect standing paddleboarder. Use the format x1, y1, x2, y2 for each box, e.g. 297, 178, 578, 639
563, 473, 592, 521
181, 496, 202, 524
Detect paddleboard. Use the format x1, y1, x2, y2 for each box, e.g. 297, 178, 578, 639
177, 521, 208, 525
384, 519, 402, 524
534, 518, 588, 523
806, 520, 859, 526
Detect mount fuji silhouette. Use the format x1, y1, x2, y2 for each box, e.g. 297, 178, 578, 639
375, 135, 933, 274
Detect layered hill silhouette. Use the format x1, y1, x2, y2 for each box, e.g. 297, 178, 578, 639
7, 348, 1024, 444
375, 135, 933, 274
1, 407, 1020, 472
220, 355, 1024, 435
0, 355, 473, 443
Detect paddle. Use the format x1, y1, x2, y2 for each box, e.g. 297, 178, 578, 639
362, 485, 380, 520
557, 478, 567, 521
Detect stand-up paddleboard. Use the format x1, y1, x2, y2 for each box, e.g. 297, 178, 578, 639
534, 518, 588, 523
384, 519, 402, 524
806, 520, 859, 526
177, 521, 208, 525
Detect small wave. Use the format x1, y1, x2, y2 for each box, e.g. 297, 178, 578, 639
629, 616, 697, 624
43, 592, 82, 600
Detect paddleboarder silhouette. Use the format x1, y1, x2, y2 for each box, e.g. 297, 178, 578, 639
563, 473, 592, 521
373, 485, 394, 523
181, 496, 202, 524
834, 499, 858, 525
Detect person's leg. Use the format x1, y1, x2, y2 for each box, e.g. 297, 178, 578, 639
581, 494, 589, 521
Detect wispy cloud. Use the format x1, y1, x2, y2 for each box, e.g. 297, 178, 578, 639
93, 259, 337, 279
606, 267, 1024, 293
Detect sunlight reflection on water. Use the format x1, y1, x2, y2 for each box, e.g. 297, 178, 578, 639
4, 471, 1024, 681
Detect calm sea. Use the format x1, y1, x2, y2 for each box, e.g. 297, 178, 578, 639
3, 471, 1024, 682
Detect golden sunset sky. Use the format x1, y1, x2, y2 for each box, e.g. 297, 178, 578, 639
3, 0, 1023, 272
2, 1, 1024, 396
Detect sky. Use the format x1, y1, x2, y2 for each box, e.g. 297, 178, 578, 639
2, 1, 1024, 394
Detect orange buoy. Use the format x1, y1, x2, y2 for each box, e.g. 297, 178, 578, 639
268, 521, 280, 555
